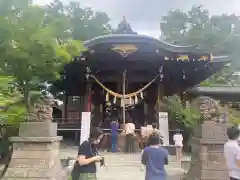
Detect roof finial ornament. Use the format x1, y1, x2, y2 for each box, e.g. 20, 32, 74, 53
115, 16, 136, 34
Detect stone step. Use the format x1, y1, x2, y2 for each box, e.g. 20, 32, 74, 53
103, 158, 183, 162
0, 164, 5, 176
97, 166, 184, 180
101, 160, 183, 165
99, 161, 182, 168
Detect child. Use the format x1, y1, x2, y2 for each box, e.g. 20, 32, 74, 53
173, 129, 183, 162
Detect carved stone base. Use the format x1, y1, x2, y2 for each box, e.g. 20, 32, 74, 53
2, 122, 68, 180
18, 122, 57, 137
183, 121, 229, 180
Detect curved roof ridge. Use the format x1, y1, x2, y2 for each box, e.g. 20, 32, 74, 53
84, 34, 198, 48
83, 34, 202, 53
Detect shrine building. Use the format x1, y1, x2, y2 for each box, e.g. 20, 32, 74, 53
52, 18, 229, 136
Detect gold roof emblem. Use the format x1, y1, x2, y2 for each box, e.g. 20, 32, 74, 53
112, 44, 138, 57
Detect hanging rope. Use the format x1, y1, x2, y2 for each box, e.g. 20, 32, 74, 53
90, 74, 159, 99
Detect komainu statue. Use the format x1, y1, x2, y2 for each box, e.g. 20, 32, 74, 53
183, 98, 229, 180
27, 91, 54, 122
192, 96, 228, 123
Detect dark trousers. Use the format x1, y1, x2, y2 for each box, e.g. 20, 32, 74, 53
230, 177, 240, 180
97, 134, 108, 150
125, 134, 135, 153
111, 135, 117, 153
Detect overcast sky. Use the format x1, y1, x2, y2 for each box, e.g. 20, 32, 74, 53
34, 0, 240, 37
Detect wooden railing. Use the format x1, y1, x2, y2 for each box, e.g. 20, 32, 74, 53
53, 118, 81, 130
53, 118, 181, 133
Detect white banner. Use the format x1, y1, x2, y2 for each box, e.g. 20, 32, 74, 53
80, 112, 91, 145
158, 112, 169, 145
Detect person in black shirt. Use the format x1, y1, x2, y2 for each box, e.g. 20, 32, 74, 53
71, 127, 104, 180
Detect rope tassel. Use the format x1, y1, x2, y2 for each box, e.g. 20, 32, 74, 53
105, 93, 109, 102
129, 97, 132, 105
113, 96, 117, 104
135, 95, 138, 104
120, 98, 124, 107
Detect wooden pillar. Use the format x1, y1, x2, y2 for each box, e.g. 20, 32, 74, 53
156, 83, 164, 128
117, 80, 123, 126
64, 95, 68, 124
122, 71, 126, 127
156, 83, 164, 111
144, 100, 148, 125
74, 82, 92, 144
84, 82, 92, 112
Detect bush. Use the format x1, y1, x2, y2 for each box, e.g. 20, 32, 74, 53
165, 95, 201, 128
228, 108, 240, 125
165, 95, 202, 151
0, 76, 26, 160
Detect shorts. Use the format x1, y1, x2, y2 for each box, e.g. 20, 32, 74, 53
175, 145, 183, 148
70, 173, 97, 180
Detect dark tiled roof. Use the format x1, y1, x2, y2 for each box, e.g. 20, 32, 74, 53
186, 86, 240, 95
84, 17, 209, 54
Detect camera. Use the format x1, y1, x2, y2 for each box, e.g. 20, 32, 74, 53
100, 156, 105, 167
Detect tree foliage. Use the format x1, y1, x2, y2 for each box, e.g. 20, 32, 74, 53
46, 0, 112, 41
160, 6, 240, 85
165, 95, 201, 129
0, 76, 25, 125
0, 0, 111, 108
0, 0, 112, 159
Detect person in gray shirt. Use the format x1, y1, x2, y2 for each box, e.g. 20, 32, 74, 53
224, 126, 240, 180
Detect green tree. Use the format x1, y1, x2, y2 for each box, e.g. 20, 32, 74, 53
44, 0, 112, 41
44, 0, 71, 41
64, 1, 112, 40
0, 1, 86, 108
0, 76, 25, 125
0, 76, 25, 165
160, 6, 240, 85
166, 95, 201, 128
0, 4, 59, 107
0, 0, 111, 110
160, 9, 188, 44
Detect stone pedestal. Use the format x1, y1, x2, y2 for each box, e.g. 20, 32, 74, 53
2, 122, 68, 180
184, 121, 229, 180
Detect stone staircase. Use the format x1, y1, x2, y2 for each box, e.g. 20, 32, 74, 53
60, 148, 186, 180
96, 154, 184, 180
101, 153, 182, 167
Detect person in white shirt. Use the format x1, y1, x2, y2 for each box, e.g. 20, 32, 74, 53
125, 118, 136, 153
173, 129, 183, 162
146, 124, 153, 138
224, 125, 240, 180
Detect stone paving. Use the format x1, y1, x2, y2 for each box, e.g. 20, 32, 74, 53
96, 155, 184, 180
60, 144, 187, 180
